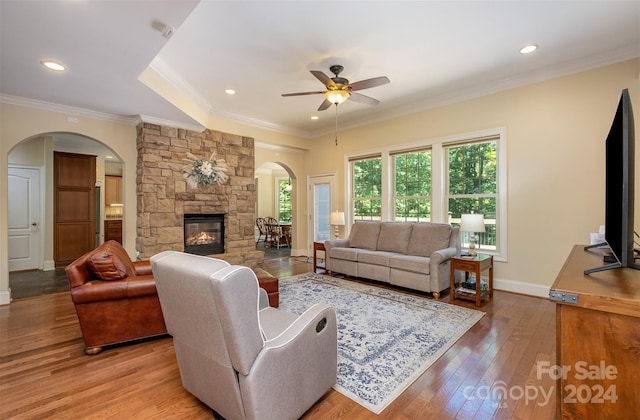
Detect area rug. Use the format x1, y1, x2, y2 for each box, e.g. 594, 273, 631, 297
278, 273, 484, 414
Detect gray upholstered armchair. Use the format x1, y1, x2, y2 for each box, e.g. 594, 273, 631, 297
150, 251, 337, 420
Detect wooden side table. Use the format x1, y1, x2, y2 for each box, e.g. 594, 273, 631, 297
450, 254, 493, 306
313, 241, 326, 273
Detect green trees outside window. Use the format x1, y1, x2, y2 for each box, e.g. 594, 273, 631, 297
447, 141, 497, 249
278, 179, 292, 222
349, 133, 502, 255
353, 157, 382, 220
394, 149, 432, 222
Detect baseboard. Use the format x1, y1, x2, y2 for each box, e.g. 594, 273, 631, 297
0, 290, 11, 305
494, 278, 550, 299
292, 248, 307, 258
43, 260, 55, 271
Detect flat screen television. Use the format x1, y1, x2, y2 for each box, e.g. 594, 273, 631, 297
585, 88, 639, 274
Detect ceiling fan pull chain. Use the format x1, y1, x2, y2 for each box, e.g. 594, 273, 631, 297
335, 105, 339, 146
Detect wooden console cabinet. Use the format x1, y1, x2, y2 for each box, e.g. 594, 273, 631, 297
550, 245, 640, 419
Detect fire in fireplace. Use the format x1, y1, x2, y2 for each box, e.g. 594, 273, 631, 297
184, 214, 225, 256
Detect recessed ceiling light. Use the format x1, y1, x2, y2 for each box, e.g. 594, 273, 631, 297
105, 155, 114, 160
311, 116, 319, 120
41, 60, 67, 72
225, 89, 236, 95
519, 44, 538, 54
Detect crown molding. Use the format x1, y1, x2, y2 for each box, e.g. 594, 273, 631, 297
0, 94, 138, 125
147, 58, 213, 114
0, 94, 206, 132
210, 107, 312, 139
255, 141, 307, 154
135, 115, 206, 133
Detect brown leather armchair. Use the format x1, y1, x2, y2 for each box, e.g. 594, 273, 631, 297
65, 240, 167, 355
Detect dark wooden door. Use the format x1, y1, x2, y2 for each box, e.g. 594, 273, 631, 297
54, 152, 96, 267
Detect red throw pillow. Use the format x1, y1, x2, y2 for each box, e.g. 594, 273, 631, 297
87, 249, 128, 280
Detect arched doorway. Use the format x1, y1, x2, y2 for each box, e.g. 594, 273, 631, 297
7, 132, 122, 299
255, 162, 295, 259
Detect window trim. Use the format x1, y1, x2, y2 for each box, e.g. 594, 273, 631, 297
345, 127, 507, 261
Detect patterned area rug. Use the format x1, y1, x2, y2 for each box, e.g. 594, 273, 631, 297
278, 273, 485, 414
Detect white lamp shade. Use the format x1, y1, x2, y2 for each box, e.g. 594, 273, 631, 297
330, 211, 345, 226
460, 214, 485, 233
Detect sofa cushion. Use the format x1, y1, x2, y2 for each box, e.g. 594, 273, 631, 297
87, 248, 129, 280
349, 221, 381, 250
388, 254, 431, 274
377, 222, 412, 254
407, 223, 452, 257
330, 247, 359, 262
357, 250, 398, 266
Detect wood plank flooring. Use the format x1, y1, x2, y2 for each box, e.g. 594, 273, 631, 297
1, 256, 556, 419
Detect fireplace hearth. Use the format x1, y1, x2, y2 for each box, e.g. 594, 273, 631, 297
184, 214, 225, 256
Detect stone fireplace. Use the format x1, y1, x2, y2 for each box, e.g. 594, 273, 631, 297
135, 123, 263, 268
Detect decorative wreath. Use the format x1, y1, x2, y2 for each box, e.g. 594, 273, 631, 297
182, 152, 229, 189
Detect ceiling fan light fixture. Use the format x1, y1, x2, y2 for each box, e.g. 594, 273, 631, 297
325, 90, 349, 105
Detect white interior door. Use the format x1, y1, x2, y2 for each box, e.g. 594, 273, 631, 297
8, 167, 41, 271
308, 174, 336, 251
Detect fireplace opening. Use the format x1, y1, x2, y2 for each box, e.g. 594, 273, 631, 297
184, 214, 225, 256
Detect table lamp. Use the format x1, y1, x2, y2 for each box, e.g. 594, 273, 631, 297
460, 213, 485, 256
330, 211, 345, 239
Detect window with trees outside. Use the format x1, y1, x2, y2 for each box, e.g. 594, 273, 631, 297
348, 129, 506, 259
277, 178, 292, 222
446, 140, 498, 252
393, 148, 432, 222
352, 156, 382, 220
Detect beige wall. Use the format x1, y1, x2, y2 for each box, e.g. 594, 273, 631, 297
302, 58, 640, 295
0, 103, 138, 304
2, 58, 639, 303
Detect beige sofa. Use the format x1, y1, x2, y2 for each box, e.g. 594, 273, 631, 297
324, 221, 460, 298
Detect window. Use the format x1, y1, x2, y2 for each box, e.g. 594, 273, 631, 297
351, 156, 382, 220
393, 148, 432, 222
446, 140, 498, 251
276, 177, 292, 222
347, 129, 506, 259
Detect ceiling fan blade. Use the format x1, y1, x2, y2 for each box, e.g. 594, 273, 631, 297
318, 99, 333, 111
349, 92, 380, 106
281, 91, 326, 97
349, 76, 390, 91
310, 70, 331, 86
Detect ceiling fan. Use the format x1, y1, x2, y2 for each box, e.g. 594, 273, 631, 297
282, 65, 390, 111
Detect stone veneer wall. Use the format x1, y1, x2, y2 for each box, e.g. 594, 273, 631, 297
136, 123, 263, 268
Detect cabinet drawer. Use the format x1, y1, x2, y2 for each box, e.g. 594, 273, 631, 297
454, 260, 478, 271
104, 220, 122, 243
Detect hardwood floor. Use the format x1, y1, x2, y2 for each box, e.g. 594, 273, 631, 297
1, 256, 556, 419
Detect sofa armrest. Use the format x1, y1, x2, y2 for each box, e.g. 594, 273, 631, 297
324, 239, 349, 250
431, 246, 458, 265
429, 246, 458, 294
324, 239, 349, 272
133, 260, 152, 276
